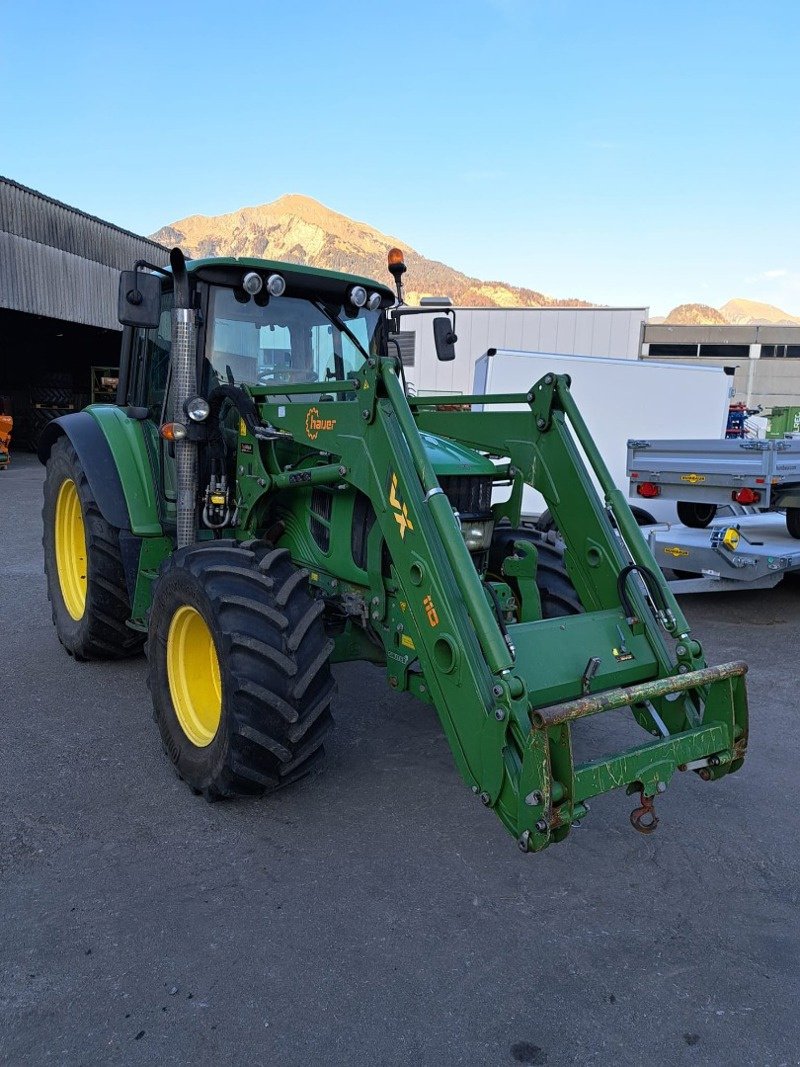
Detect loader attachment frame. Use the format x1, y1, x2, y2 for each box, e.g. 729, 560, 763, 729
238, 360, 748, 851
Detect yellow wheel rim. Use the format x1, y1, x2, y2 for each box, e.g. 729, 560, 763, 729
54, 479, 87, 621
166, 605, 222, 747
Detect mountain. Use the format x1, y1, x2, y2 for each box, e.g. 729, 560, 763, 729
663, 298, 800, 326
151, 195, 800, 320
150, 194, 592, 309
663, 304, 730, 326
719, 298, 800, 326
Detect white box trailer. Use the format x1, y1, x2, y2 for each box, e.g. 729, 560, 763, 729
472, 348, 732, 523
401, 306, 648, 396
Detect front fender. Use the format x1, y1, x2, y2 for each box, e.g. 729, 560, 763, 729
38, 407, 162, 536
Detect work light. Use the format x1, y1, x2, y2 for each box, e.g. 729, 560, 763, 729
267, 273, 286, 297
242, 272, 263, 295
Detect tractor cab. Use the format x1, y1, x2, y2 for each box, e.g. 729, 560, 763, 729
118, 257, 396, 419
114, 252, 475, 546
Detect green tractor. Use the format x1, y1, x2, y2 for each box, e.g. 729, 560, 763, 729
39, 247, 748, 851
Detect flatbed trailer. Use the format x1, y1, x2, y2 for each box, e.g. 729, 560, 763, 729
627, 436, 800, 538
644, 512, 800, 594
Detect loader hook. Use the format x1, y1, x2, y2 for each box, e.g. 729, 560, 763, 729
630, 792, 659, 834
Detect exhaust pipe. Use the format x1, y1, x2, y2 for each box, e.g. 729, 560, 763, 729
169, 248, 198, 549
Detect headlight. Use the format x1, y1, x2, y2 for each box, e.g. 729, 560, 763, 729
185, 396, 210, 422
367, 291, 382, 311
461, 519, 494, 551
349, 285, 367, 307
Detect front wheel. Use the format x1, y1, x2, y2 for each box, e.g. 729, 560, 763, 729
489, 528, 582, 618
677, 501, 717, 529
147, 542, 336, 799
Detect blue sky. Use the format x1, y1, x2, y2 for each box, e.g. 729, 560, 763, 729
2, 0, 798, 316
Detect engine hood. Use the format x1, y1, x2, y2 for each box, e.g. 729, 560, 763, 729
420, 431, 495, 477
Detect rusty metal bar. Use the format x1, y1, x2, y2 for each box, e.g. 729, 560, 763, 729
531, 661, 748, 729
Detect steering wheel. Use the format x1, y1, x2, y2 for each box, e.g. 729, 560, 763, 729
257, 367, 317, 385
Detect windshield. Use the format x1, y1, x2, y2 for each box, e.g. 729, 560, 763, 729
205, 287, 383, 390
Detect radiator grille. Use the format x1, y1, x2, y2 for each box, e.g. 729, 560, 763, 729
309, 487, 333, 552
438, 475, 493, 518
351, 492, 376, 570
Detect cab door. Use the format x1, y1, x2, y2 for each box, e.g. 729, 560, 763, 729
125, 288, 177, 526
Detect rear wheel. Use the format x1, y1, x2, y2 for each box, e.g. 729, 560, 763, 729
677, 500, 717, 529
786, 508, 800, 539
43, 436, 143, 659
147, 542, 336, 799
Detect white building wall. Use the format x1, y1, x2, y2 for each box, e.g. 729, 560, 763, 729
405, 306, 648, 395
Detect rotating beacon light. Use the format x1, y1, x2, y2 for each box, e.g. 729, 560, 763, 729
387, 247, 406, 303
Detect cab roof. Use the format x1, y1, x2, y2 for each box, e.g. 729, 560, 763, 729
185, 256, 396, 307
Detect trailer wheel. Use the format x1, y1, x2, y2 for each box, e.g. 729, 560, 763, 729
147, 542, 335, 799
489, 528, 582, 618
786, 508, 800, 539
42, 436, 144, 660
677, 501, 717, 529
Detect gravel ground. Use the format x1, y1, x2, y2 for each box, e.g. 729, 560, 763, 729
1, 452, 798, 1066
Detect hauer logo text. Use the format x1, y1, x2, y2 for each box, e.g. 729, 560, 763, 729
305, 407, 336, 440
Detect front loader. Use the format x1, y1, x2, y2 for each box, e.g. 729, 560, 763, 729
39, 248, 748, 852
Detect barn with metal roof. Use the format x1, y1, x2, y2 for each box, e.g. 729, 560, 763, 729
0, 176, 168, 448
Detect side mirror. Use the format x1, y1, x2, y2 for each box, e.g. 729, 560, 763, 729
433, 316, 457, 362
118, 270, 161, 328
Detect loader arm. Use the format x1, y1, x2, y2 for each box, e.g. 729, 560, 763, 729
242, 362, 747, 851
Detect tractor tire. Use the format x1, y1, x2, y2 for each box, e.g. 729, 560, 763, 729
490, 528, 582, 618
537, 506, 656, 533
535, 509, 556, 533
677, 501, 717, 529
29, 407, 62, 448
786, 508, 800, 539
147, 542, 336, 800
630, 505, 657, 527
30, 386, 73, 407
43, 436, 144, 660
37, 371, 72, 389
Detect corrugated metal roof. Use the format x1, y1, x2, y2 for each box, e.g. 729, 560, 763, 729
0, 176, 168, 271
0, 232, 123, 330
0, 176, 169, 328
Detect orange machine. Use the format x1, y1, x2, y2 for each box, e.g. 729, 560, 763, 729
0, 415, 12, 470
